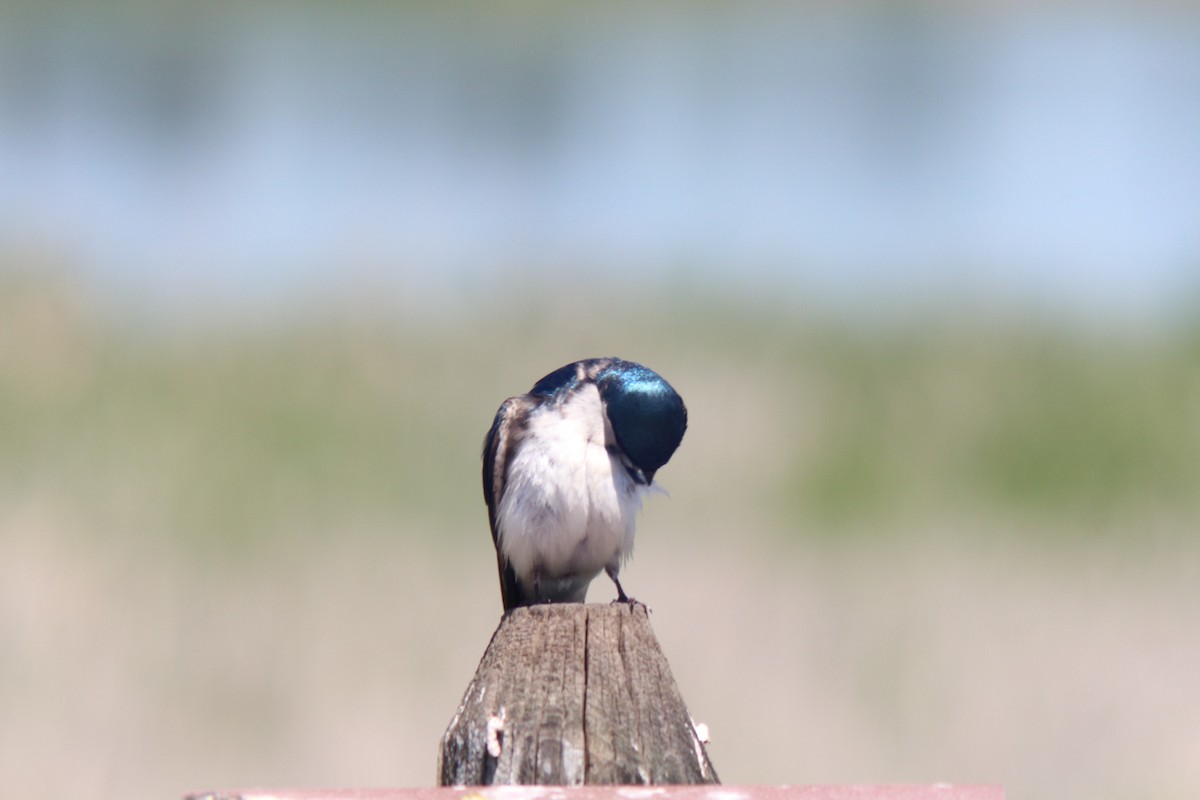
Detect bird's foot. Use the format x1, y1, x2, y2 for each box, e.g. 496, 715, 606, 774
608, 572, 650, 613
611, 595, 650, 614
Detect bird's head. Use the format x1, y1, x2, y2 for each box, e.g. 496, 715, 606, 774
596, 360, 687, 485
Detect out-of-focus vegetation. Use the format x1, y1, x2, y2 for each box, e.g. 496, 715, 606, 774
4, 270, 1197, 553
3, 268, 1199, 800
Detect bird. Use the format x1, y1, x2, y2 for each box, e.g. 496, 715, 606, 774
482, 358, 687, 611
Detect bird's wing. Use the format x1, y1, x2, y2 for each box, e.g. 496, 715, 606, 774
482, 395, 536, 610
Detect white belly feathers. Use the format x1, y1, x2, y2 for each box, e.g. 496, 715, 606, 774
495, 383, 644, 585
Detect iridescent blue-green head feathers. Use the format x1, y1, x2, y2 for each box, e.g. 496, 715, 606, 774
596, 360, 687, 483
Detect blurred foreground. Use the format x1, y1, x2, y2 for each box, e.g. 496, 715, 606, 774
2, 273, 1198, 800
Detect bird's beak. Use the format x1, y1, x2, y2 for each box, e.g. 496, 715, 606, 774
617, 450, 653, 486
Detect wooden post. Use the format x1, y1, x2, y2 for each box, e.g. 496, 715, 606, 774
437, 603, 719, 786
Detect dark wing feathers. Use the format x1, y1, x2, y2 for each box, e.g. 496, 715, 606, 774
482, 395, 537, 610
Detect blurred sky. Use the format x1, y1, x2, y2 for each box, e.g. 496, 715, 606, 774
2, 1, 1200, 320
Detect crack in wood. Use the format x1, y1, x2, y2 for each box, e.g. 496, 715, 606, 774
438, 604, 719, 786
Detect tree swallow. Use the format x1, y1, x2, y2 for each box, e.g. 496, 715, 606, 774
483, 358, 688, 611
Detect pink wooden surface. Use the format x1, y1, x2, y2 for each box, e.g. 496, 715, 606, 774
186, 785, 1003, 800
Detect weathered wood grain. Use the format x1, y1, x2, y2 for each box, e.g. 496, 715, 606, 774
437, 603, 719, 786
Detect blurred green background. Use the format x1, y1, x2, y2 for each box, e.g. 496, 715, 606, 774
2, 3, 1199, 800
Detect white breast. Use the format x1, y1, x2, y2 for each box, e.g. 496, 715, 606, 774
496, 383, 644, 587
